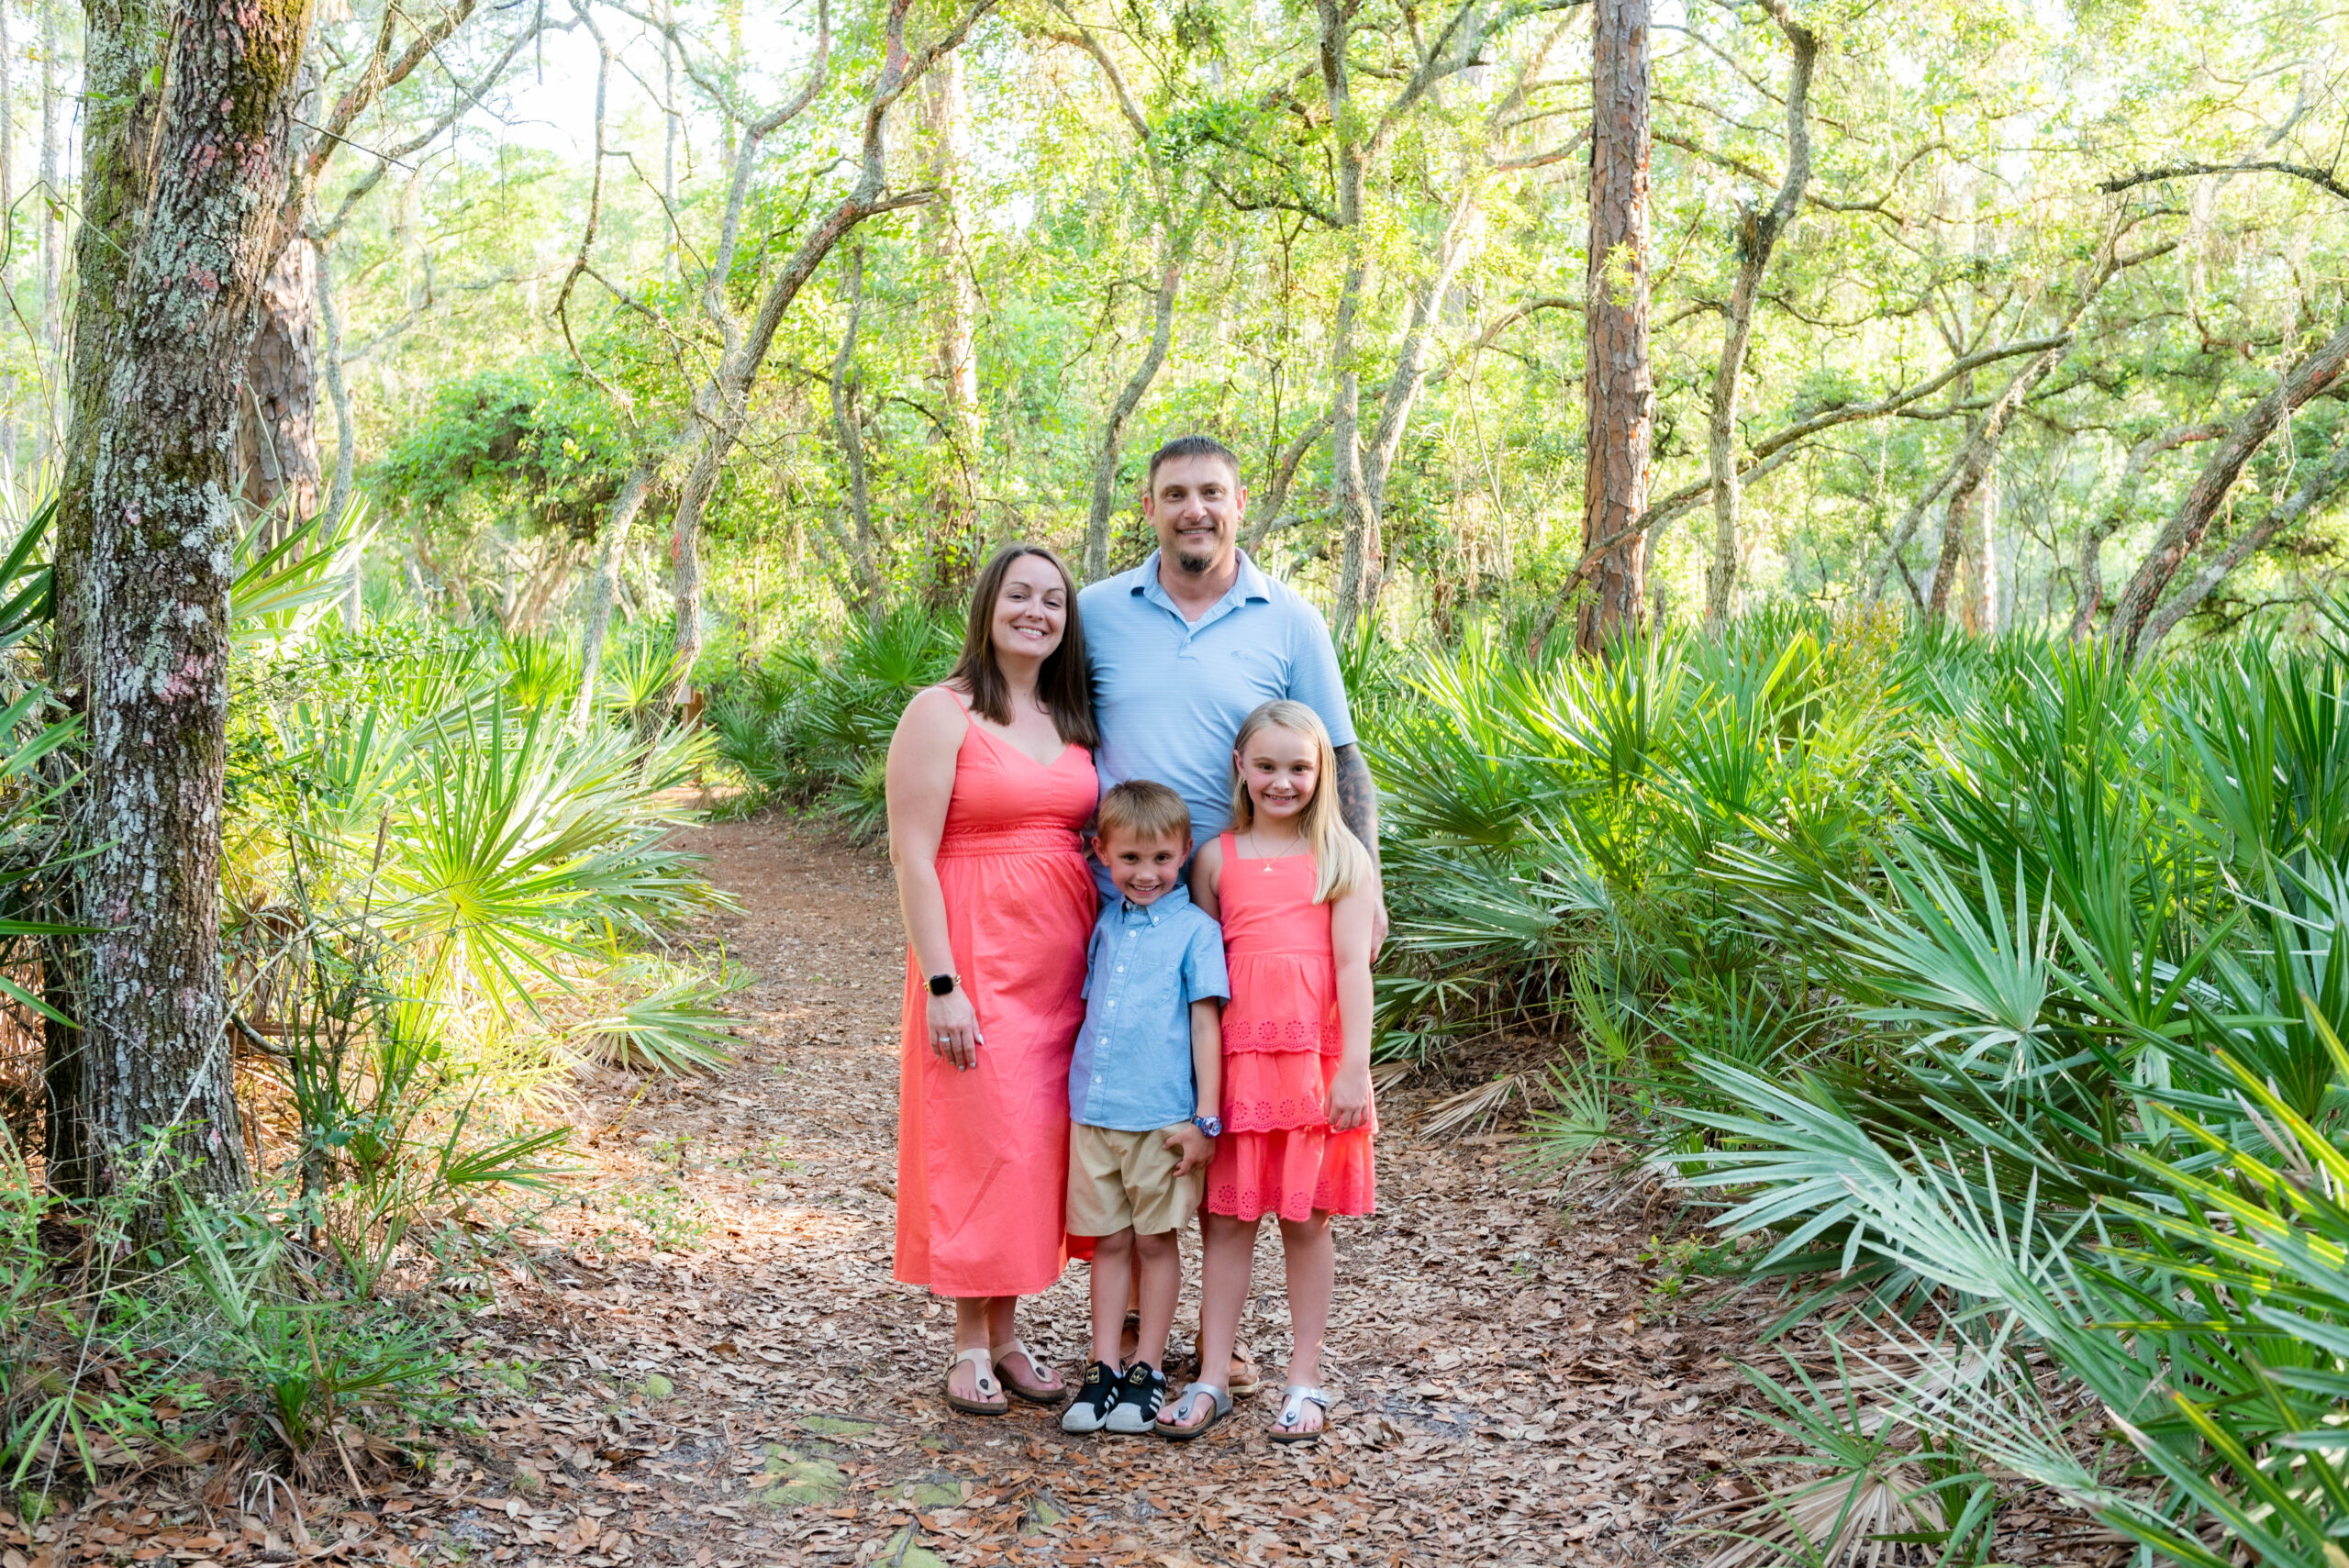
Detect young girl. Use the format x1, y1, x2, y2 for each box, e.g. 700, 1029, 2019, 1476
1156, 699, 1375, 1445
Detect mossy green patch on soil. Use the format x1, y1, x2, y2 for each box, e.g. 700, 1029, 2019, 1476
874, 1525, 946, 1568
800, 1413, 874, 1436
751, 1444, 844, 1507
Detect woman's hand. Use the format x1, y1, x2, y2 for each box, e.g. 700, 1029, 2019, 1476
1326, 1060, 1372, 1131
925, 986, 983, 1071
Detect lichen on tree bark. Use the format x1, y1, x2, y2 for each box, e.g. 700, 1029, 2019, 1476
49, 0, 317, 1205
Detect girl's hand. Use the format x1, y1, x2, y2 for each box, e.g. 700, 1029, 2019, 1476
1326, 1061, 1372, 1131
925, 987, 983, 1071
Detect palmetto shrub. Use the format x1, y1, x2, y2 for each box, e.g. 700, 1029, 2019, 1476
1371, 615, 2349, 1562
228, 660, 740, 1091
703, 604, 957, 830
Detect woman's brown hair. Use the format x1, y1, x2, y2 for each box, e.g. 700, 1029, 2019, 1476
949, 543, 1099, 749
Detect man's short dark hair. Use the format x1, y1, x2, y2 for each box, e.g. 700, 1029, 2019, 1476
1144, 435, 1241, 491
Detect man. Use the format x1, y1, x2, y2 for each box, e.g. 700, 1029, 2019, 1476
1081, 434, 1386, 940
1079, 434, 1387, 1396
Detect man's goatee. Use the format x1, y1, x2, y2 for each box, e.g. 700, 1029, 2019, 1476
1175, 549, 1216, 576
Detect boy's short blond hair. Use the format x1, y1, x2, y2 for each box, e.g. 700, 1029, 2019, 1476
1095, 780, 1192, 848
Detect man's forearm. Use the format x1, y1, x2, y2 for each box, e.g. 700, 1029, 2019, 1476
1332, 742, 1380, 867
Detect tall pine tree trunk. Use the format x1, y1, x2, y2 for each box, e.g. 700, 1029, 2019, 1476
1577, 0, 1652, 652
50, 0, 315, 1207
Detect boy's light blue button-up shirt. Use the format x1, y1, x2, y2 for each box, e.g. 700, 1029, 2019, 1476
1078, 550, 1359, 849
1068, 883, 1230, 1131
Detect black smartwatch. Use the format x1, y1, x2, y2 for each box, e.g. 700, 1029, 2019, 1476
927, 972, 959, 997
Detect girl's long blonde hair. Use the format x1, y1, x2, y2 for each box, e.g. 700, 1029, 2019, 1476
1228, 699, 1373, 906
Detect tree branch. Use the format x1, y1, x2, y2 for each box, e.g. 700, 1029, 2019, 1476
2099, 160, 2349, 203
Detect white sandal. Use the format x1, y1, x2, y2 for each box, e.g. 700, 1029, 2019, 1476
943, 1346, 1008, 1417
991, 1339, 1067, 1406
1269, 1385, 1330, 1444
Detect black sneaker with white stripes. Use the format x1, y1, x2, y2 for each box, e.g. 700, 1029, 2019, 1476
1104, 1362, 1167, 1434
1061, 1361, 1124, 1434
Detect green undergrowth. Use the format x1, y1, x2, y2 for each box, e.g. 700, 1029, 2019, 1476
697, 590, 2349, 1562
0, 499, 750, 1512
1365, 606, 2349, 1566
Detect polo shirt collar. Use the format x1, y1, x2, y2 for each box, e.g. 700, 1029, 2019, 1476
1118, 882, 1193, 921
1131, 549, 1273, 622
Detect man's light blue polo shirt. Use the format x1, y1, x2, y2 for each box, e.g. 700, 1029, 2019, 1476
1068, 884, 1230, 1131
1080, 550, 1358, 847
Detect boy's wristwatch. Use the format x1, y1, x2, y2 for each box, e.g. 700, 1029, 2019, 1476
1192, 1114, 1223, 1138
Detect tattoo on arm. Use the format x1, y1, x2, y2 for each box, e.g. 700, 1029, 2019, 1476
1332, 743, 1379, 865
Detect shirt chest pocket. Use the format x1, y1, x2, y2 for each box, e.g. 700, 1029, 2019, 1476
1227, 644, 1289, 695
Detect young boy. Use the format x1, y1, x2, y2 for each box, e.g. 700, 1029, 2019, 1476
1062, 780, 1227, 1435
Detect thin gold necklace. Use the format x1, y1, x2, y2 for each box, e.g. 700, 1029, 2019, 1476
1244, 824, 1305, 865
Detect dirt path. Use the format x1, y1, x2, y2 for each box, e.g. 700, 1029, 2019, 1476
388, 817, 1755, 1567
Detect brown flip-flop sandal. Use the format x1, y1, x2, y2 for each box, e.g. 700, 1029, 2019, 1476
991, 1339, 1069, 1406
943, 1347, 1008, 1417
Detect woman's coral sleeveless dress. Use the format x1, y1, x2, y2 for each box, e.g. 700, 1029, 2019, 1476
1204, 833, 1376, 1222
894, 714, 1098, 1297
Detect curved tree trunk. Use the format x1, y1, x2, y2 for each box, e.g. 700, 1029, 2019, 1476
919, 46, 983, 605
2108, 316, 2349, 660
1082, 200, 1201, 581
1361, 172, 1486, 554
50, 0, 315, 1208
2065, 421, 2226, 639
656, 0, 992, 729
1577, 0, 1653, 653
572, 461, 661, 730
2137, 432, 2349, 654
1876, 235, 2130, 611
1317, 0, 1377, 636
829, 245, 882, 601
1702, 1, 1814, 630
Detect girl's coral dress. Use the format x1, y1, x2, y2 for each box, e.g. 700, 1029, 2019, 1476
1204, 833, 1376, 1222
895, 714, 1097, 1297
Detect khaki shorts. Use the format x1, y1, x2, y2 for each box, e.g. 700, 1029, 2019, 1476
1067, 1122, 1202, 1237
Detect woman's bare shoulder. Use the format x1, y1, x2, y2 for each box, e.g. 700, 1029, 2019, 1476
890, 686, 972, 764
898, 684, 972, 732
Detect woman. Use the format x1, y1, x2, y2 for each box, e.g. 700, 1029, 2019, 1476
886, 543, 1099, 1416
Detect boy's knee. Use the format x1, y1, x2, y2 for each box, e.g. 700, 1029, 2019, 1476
1132, 1229, 1179, 1262
1091, 1228, 1136, 1258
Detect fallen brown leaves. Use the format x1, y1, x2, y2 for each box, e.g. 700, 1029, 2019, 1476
41, 817, 2122, 1568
